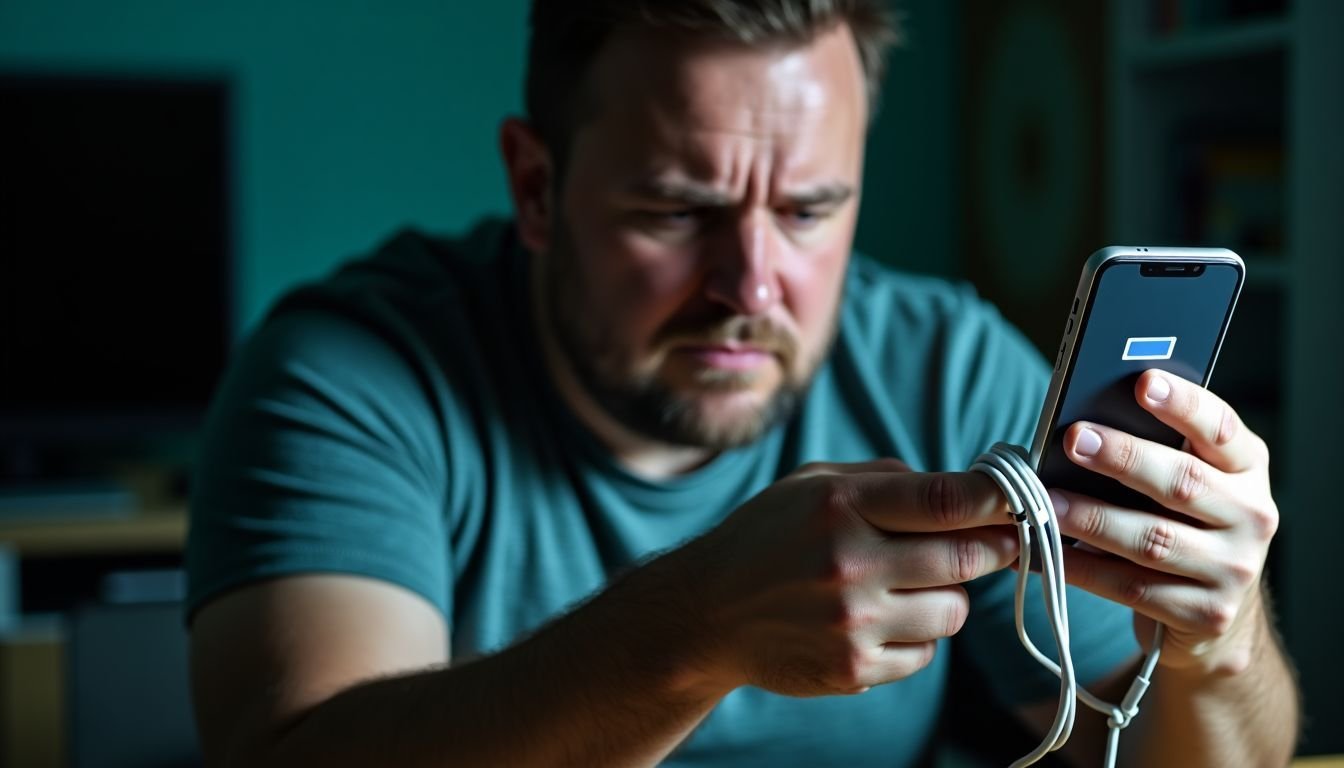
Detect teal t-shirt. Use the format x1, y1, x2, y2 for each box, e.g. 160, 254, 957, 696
186, 220, 1138, 766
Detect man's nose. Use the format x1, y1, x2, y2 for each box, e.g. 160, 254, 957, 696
704, 211, 780, 316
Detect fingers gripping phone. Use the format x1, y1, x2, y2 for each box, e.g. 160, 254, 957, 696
1029, 246, 1244, 514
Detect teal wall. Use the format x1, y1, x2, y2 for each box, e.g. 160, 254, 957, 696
0, 1, 960, 336
0, 0, 530, 334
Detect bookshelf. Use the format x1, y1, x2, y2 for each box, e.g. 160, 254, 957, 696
1108, 0, 1344, 754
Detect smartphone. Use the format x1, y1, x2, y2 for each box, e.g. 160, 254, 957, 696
1029, 246, 1245, 513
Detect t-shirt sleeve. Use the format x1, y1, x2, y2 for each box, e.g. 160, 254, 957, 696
942, 292, 1141, 706
184, 306, 450, 624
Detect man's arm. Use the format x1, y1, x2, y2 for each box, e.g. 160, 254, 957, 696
190, 554, 727, 768
191, 465, 1026, 767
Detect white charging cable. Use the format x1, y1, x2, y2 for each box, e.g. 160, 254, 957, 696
970, 442, 1163, 768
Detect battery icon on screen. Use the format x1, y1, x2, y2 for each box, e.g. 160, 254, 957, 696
1122, 336, 1177, 361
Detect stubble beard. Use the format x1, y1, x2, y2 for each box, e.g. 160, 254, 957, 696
541, 227, 836, 451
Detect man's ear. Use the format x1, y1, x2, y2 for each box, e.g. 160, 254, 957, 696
499, 117, 555, 255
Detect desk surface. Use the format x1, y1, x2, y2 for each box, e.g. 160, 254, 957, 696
1295, 757, 1344, 767
0, 506, 186, 557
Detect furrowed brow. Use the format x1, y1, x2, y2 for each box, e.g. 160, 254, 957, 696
784, 184, 855, 207
627, 179, 736, 207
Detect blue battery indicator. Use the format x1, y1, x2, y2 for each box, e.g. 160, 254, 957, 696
1122, 336, 1177, 361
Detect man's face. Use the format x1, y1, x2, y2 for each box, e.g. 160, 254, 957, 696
541, 24, 868, 449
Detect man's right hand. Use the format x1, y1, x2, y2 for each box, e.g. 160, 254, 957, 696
676, 459, 1020, 697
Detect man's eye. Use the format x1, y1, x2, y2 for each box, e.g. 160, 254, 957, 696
638, 209, 700, 229
780, 206, 828, 229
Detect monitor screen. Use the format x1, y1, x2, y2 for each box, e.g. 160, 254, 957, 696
0, 72, 233, 456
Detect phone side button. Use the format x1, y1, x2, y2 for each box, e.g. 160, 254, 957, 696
1065, 317, 1074, 335
1055, 344, 1065, 371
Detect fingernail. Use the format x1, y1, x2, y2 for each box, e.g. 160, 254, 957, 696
1146, 374, 1171, 403
1048, 490, 1069, 519
1074, 427, 1102, 457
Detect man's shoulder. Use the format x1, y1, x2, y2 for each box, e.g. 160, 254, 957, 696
269, 217, 516, 319
225, 217, 525, 422
236, 218, 523, 381
838, 253, 1011, 348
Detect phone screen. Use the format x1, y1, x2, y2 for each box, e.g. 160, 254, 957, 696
1036, 259, 1242, 512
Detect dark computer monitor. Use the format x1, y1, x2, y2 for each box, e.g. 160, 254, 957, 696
0, 72, 234, 482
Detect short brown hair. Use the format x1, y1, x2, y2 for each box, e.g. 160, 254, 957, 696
524, 0, 901, 163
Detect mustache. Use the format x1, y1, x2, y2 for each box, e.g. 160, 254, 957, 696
655, 314, 799, 360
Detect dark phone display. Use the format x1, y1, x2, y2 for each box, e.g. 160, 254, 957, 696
1037, 260, 1242, 512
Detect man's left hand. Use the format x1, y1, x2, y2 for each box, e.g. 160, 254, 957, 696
1049, 368, 1278, 675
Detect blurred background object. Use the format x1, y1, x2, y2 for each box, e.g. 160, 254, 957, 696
1, 0, 1339, 764
1, 73, 232, 515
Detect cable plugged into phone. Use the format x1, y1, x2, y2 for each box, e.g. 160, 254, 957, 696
970, 442, 1163, 768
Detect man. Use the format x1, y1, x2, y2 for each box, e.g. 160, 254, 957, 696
186, 1, 1298, 765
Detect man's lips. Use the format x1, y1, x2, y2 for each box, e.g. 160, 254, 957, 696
673, 344, 774, 371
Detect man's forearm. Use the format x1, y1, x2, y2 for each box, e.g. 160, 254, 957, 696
243, 549, 728, 768
1124, 584, 1299, 767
